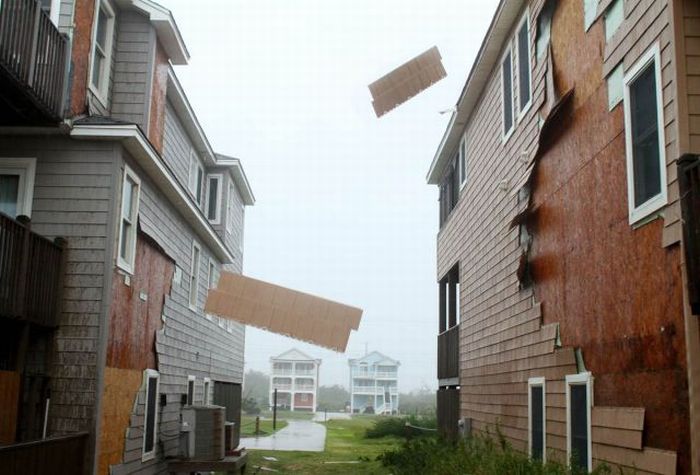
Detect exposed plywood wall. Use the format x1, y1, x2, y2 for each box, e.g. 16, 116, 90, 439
0, 370, 20, 444
435, 0, 684, 473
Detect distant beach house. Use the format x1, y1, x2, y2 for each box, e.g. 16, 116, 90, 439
269, 349, 321, 412
348, 351, 399, 415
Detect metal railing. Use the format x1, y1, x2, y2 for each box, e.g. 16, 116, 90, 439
0, 214, 64, 327
0, 432, 89, 475
0, 0, 69, 119
438, 325, 459, 380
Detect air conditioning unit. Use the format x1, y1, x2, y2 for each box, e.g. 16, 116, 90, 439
179, 406, 225, 460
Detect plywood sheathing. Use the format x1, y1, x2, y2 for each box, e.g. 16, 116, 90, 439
206, 272, 362, 352
369, 46, 447, 118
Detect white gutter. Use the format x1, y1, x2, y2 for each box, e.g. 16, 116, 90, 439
70, 124, 235, 264
215, 155, 256, 206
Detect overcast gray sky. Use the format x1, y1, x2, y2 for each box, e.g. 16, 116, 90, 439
161, 0, 498, 392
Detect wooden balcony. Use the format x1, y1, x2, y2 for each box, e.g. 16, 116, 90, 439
0, 0, 69, 124
0, 214, 65, 327
437, 325, 459, 380
0, 432, 89, 475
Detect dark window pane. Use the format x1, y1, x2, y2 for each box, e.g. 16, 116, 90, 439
208, 178, 219, 220
502, 53, 513, 134
188, 380, 194, 404
0, 174, 20, 217
630, 63, 661, 207
518, 22, 531, 110
196, 168, 203, 204
570, 384, 588, 470
144, 376, 158, 453
531, 386, 544, 460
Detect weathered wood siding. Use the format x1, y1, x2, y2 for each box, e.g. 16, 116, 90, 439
111, 10, 155, 128
435, 0, 683, 472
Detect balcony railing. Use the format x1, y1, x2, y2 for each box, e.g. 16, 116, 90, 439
0, 0, 69, 120
375, 371, 397, 378
0, 214, 65, 327
438, 325, 459, 380
272, 384, 291, 391
294, 384, 315, 391
272, 368, 293, 375
0, 432, 89, 475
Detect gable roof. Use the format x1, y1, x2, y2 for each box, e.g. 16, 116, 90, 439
272, 348, 318, 362
349, 351, 400, 366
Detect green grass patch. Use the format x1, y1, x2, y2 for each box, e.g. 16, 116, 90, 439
240, 415, 288, 437
257, 409, 315, 421
246, 417, 401, 474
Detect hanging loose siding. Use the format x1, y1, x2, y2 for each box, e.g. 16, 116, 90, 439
434, 0, 684, 473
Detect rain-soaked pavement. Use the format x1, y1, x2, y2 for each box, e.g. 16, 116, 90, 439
240, 419, 326, 452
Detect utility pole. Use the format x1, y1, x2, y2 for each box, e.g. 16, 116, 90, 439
273, 389, 278, 430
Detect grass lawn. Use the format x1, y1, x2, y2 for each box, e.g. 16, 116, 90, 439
258, 409, 315, 421
240, 415, 288, 437
245, 416, 401, 474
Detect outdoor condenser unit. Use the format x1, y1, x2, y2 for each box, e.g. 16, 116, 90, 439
179, 405, 226, 460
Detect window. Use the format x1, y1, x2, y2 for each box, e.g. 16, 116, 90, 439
187, 375, 195, 405
117, 166, 140, 274
203, 378, 211, 405
566, 372, 592, 472
89, 0, 115, 104
207, 259, 216, 290
189, 242, 201, 309
0, 158, 36, 218
300, 393, 309, 402
226, 182, 235, 234
605, 0, 624, 41
623, 44, 667, 224
206, 174, 222, 223
142, 369, 159, 461
188, 151, 204, 206
439, 160, 459, 228
517, 14, 532, 116
458, 134, 467, 188
439, 264, 460, 333
535, 0, 555, 59
528, 377, 546, 462
502, 47, 514, 140
607, 63, 624, 110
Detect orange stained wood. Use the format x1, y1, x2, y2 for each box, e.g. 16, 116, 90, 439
206, 272, 362, 352
97, 367, 142, 475
530, 0, 689, 470
106, 232, 174, 370
148, 40, 169, 153
0, 370, 20, 444
69, 0, 96, 116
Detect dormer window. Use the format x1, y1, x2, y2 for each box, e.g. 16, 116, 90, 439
89, 0, 115, 104
206, 174, 222, 223
188, 150, 204, 206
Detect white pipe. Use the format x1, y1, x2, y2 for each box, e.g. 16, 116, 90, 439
42, 398, 50, 439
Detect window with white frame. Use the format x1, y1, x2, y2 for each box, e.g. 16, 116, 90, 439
502, 47, 514, 140
188, 151, 204, 206
142, 369, 159, 461
187, 375, 195, 405
623, 43, 667, 224
206, 174, 222, 223
566, 372, 592, 472
89, 0, 115, 104
0, 158, 36, 219
604, 0, 623, 42
517, 13, 532, 116
226, 182, 235, 234
118, 166, 141, 274
528, 377, 546, 462
189, 242, 201, 309
203, 378, 211, 405
458, 134, 467, 188
207, 259, 216, 290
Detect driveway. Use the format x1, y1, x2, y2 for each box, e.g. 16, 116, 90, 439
240, 420, 326, 452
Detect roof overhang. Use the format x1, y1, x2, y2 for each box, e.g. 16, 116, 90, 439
70, 124, 235, 264
117, 0, 190, 65
166, 68, 216, 164
215, 154, 256, 206
426, 0, 525, 184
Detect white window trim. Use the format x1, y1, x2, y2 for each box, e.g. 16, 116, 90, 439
0, 157, 36, 218
203, 377, 211, 405
528, 377, 546, 463
88, 0, 115, 108
141, 369, 160, 462
189, 241, 201, 310
458, 133, 467, 189
501, 44, 515, 143
207, 258, 216, 290
188, 149, 204, 205
226, 182, 235, 234
623, 43, 668, 225
187, 375, 196, 405
49, 0, 61, 25
565, 372, 593, 472
205, 174, 223, 224
516, 11, 533, 120
117, 165, 141, 275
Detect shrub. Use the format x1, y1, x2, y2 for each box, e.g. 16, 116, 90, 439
377, 430, 613, 475
365, 415, 437, 439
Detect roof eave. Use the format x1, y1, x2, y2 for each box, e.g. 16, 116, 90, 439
128, 0, 190, 64
215, 154, 256, 206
